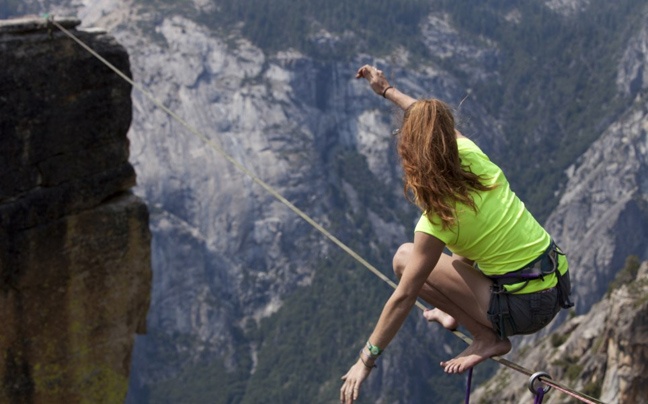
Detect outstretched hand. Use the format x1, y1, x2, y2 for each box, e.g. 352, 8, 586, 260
355, 65, 416, 110
355, 65, 392, 97
340, 360, 372, 403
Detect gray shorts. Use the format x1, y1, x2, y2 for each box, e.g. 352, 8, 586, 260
487, 287, 561, 338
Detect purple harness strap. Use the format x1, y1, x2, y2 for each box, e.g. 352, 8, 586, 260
465, 367, 474, 404
534, 387, 547, 404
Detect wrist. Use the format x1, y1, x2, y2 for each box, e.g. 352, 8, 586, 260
361, 351, 376, 365
357, 340, 382, 370
382, 86, 394, 98
358, 351, 377, 369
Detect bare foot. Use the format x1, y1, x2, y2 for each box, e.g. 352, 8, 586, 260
440, 335, 511, 374
423, 308, 458, 331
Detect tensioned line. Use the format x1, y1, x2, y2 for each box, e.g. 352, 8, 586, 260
45, 16, 603, 404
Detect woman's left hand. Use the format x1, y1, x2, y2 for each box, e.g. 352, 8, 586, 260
340, 360, 372, 403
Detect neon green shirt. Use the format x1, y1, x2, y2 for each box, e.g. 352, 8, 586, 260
414, 138, 567, 293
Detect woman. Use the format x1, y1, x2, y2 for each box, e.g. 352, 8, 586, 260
340, 65, 573, 403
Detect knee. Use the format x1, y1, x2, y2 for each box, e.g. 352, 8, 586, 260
392, 242, 413, 279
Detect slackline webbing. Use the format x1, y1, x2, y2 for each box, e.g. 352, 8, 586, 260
45, 15, 605, 404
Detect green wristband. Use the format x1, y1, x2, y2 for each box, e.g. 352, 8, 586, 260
366, 341, 382, 357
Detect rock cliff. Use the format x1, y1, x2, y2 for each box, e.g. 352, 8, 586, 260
0, 16, 151, 403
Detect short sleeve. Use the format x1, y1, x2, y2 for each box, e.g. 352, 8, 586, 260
414, 213, 455, 245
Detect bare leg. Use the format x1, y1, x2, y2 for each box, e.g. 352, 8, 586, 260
393, 243, 512, 373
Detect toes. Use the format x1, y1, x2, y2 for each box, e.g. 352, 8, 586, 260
441, 359, 455, 373
440, 358, 468, 374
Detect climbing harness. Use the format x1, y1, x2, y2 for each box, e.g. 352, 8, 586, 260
44, 15, 604, 404
486, 240, 575, 338
487, 240, 561, 290
487, 240, 574, 309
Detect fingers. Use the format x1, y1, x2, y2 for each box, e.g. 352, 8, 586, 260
355, 65, 390, 97
339, 383, 350, 403
339, 382, 360, 403
355, 64, 383, 79
340, 367, 363, 403
355, 65, 370, 79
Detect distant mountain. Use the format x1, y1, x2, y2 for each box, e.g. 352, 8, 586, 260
10, 0, 648, 402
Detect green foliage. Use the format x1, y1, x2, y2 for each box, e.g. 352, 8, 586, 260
146, 330, 252, 404
210, 0, 430, 58
148, 359, 248, 404
134, 0, 431, 59
550, 332, 568, 348
607, 255, 641, 295
551, 355, 583, 381
582, 379, 603, 399
242, 253, 387, 403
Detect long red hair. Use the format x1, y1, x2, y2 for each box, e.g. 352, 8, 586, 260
398, 99, 494, 230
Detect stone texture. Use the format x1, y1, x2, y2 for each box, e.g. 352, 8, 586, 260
0, 16, 151, 403
544, 101, 648, 315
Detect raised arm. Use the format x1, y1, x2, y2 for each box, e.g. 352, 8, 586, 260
355, 65, 416, 110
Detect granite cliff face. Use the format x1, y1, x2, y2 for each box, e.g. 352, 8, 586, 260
546, 99, 648, 313
0, 17, 151, 403
9, 0, 648, 402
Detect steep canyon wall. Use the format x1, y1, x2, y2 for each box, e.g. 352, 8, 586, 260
0, 17, 151, 403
